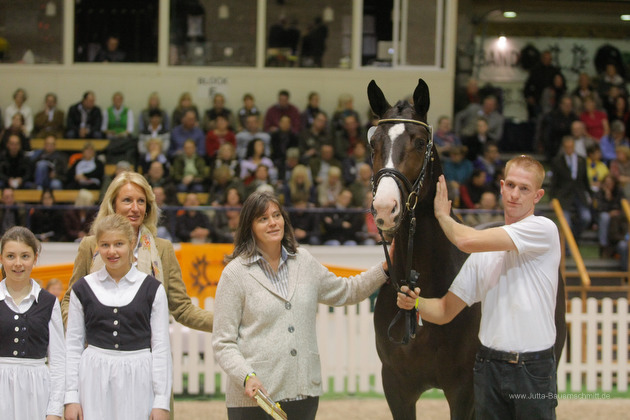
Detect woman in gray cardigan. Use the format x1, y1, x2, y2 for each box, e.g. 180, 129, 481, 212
212, 191, 389, 420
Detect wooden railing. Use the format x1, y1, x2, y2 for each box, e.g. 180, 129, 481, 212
30, 138, 110, 152
13, 188, 209, 205
552, 198, 630, 302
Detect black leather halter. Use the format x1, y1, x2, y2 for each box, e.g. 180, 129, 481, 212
371, 117, 434, 345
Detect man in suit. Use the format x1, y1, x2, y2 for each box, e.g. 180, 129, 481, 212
551, 135, 593, 241
66, 91, 103, 139
33, 93, 65, 138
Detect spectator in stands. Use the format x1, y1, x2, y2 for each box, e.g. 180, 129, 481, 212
551, 136, 593, 241
333, 114, 365, 161
586, 143, 609, 192
45, 278, 64, 300
443, 145, 474, 188
169, 109, 206, 158
153, 185, 175, 242
102, 91, 136, 164
139, 137, 170, 176
263, 89, 301, 134
540, 95, 578, 161
298, 111, 330, 164
580, 95, 609, 141
434, 115, 461, 157
63, 189, 97, 242
270, 115, 299, 175
289, 198, 321, 245
459, 169, 489, 209
462, 117, 496, 162
331, 94, 361, 134
341, 141, 371, 185
211, 187, 243, 244
598, 62, 627, 99
239, 138, 277, 184
357, 191, 380, 245
279, 147, 301, 185
610, 145, 630, 199
93, 34, 126, 62
66, 91, 103, 139
138, 92, 169, 133
455, 95, 504, 142
99, 160, 132, 201
103, 92, 134, 135
571, 72, 601, 113
208, 165, 245, 206
138, 109, 171, 155
321, 188, 362, 246
474, 142, 503, 184
280, 164, 316, 207
236, 93, 261, 131
171, 139, 209, 193
144, 161, 171, 190
348, 162, 373, 208
570, 120, 591, 158
171, 92, 200, 128
33, 93, 65, 139
175, 192, 213, 243
600, 120, 629, 165
464, 191, 503, 227
300, 92, 325, 130
454, 78, 481, 114
30, 135, 67, 190
202, 92, 236, 132
0, 134, 32, 189
65, 142, 104, 190
212, 142, 240, 179
0, 187, 26, 235
309, 142, 342, 186
235, 114, 271, 160
4, 88, 33, 136
317, 166, 343, 208
523, 50, 560, 121
602, 86, 623, 121
30, 188, 64, 242
539, 72, 567, 115
608, 93, 630, 130
244, 164, 275, 199
0, 112, 31, 152
205, 114, 236, 160
594, 174, 625, 258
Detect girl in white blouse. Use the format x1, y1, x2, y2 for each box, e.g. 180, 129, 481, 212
64, 214, 172, 420
0, 226, 65, 420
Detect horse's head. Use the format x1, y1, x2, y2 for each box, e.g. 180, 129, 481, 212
367, 79, 433, 235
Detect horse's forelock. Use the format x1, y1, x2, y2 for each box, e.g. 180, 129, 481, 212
384, 100, 426, 123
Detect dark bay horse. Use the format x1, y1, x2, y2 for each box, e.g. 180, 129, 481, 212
367, 79, 566, 420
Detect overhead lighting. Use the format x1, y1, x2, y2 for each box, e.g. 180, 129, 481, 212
621, 14, 630, 21
503, 11, 517, 18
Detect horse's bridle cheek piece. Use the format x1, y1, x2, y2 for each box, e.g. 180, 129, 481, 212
371, 118, 434, 345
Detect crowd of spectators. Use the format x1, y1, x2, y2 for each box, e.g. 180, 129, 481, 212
2, 62, 629, 252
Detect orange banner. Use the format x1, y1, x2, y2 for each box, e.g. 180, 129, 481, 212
30, 244, 364, 306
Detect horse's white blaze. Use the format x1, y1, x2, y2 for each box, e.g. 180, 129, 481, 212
373, 124, 406, 230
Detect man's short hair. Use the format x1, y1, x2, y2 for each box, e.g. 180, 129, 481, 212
504, 155, 545, 189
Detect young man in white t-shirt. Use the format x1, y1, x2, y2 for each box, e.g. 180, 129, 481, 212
398, 155, 561, 419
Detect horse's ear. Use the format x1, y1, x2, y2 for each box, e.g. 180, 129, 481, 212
413, 79, 430, 118
367, 80, 391, 118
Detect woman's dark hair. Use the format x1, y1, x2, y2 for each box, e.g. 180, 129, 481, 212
227, 191, 297, 262
1, 226, 41, 278
245, 138, 266, 159
40, 188, 56, 205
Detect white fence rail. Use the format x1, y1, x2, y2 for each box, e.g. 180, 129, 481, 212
171, 297, 629, 395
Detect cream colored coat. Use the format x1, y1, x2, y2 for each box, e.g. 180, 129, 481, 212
212, 247, 387, 407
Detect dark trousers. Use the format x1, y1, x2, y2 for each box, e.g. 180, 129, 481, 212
474, 346, 557, 420
227, 396, 319, 420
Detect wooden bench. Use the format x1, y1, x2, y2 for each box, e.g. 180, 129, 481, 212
13, 189, 100, 204
176, 192, 210, 205
30, 138, 110, 152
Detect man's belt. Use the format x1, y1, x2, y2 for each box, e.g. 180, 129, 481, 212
478, 345, 554, 364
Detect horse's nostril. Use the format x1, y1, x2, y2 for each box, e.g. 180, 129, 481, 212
391, 202, 398, 215
376, 218, 384, 227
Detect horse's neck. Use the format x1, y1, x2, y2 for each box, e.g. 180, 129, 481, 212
394, 187, 463, 298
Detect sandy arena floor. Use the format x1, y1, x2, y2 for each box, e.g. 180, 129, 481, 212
175, 398, 630, 419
